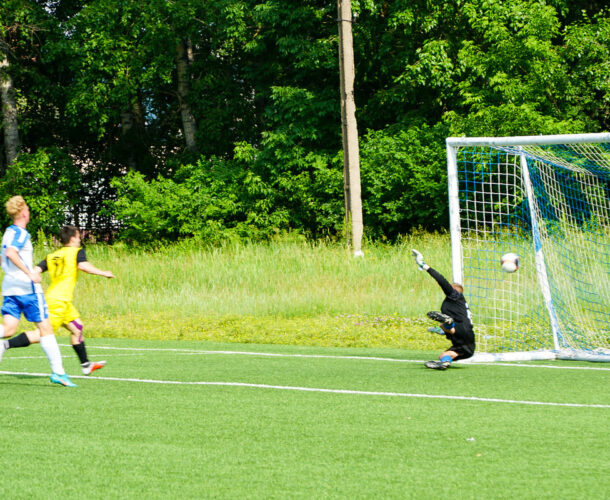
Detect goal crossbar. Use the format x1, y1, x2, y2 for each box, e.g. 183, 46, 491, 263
447, 132, 610, 147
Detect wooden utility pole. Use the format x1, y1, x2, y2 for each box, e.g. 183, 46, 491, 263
337, 0, 363, 257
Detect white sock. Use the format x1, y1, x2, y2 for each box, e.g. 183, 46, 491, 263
40, 335, 65, 375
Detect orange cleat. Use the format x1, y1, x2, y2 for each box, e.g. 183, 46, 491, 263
82, 360, 107, 375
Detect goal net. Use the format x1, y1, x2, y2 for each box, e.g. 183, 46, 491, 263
446, 133, 610, 362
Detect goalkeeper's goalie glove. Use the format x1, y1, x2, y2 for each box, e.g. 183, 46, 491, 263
412, 249, 427, 271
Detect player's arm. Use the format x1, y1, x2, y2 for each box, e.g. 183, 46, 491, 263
76, 249, 114, 278
426, 267, 455, 297
5, 246, 41, 283
76, 248, 114, 278
411, 249, 454, 297
33, 258, 48, 275
77, 261, 114, 278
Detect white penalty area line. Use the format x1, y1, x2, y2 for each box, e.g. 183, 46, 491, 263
2, 370, 609, 409
76, 345, 610, 371
62, 344, 423, 364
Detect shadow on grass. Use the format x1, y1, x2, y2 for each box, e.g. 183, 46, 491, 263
0, 372, 50, 386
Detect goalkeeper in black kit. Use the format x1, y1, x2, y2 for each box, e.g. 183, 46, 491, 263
412, 249, 475, 370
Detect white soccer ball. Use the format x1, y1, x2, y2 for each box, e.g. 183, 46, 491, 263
501, 253, 520, 273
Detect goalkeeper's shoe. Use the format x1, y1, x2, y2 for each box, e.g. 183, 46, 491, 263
427, 326, 445, 335
50, 373, 77, 387
427, 311, 454, 326
424, 360, 451, 370
82, 360, 106, 375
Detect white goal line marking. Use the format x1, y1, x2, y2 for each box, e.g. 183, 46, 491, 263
1, 370, 608, 408
76, 345, 610, 371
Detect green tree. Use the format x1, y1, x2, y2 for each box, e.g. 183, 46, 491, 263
0, 148, 82, 236
563, 10, 610, 130
3, 0, 609, 242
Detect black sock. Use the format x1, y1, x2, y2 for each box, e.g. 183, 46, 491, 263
73, 342, 89, 364
8, 332, 31, 349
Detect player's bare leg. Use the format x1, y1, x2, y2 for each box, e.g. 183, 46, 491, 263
0, 316, 32, 363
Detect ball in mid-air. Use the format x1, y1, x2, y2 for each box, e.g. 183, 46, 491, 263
501, 253, 520, 273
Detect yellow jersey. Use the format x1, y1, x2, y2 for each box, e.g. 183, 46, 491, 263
43, 246, 86, 303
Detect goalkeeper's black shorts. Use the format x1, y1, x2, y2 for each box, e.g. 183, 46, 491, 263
449, 343, 475, 360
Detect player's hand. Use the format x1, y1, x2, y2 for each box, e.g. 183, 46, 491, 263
411, 249, 426, 271
103, 271, 115, 279
30, 271, 42, 283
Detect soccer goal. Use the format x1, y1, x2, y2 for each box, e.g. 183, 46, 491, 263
446, 133, 610, 362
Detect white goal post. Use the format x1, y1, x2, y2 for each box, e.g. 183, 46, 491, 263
446, 133, 610, 362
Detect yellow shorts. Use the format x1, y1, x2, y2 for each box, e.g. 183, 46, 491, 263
47, 300, 81, 331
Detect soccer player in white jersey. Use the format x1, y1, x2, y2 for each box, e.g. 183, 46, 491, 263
0, 196, 76, 387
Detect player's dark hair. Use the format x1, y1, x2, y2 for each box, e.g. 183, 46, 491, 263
59, 225, 80, 245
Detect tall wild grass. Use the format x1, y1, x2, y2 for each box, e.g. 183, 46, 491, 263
32, 233, 455, 348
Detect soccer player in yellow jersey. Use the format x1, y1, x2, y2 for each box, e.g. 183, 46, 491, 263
35, 225, 115, 374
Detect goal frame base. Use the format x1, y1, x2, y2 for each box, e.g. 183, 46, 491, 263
459, 349, 610, 363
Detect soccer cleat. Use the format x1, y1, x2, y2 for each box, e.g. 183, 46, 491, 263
50, 372, 77, 387
424, 360, 451, 370
427, 311, 454, 325
82, 360, 106, 375
427, 326, 445, 335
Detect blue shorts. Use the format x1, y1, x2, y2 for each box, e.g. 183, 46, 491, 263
2, 293, 49, 323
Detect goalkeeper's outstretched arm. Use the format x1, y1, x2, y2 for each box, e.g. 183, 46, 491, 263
425, 267, 455, 297
411, 249, 455, 296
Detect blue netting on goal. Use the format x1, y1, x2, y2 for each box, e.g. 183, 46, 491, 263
455, 141, 610, 354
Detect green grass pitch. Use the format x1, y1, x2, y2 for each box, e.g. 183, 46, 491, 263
1, 337, 609, 499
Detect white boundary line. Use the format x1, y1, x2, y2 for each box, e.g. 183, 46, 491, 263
1, 370, 608, 408
6, 344, 610, 370
75, 345, 610, 371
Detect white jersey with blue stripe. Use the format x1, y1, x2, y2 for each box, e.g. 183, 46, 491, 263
1, 224, 42, 296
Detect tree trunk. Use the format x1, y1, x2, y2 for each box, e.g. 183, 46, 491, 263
337, 0, 363, 256
120, 90, 152, 173
176, 39, 197, 152
0, 48, 21, 165
120, 109, 137, 169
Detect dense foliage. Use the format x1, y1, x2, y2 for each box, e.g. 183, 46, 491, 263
1, 0, 608, 242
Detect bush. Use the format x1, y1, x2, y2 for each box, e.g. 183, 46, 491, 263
109, 136, 346, 245
109, 156, 284, 244
360, 123, 449, 238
